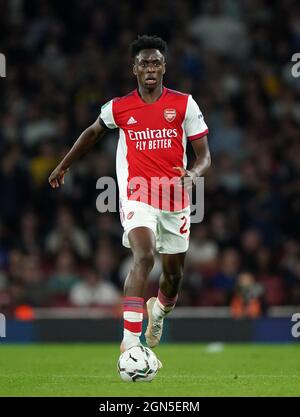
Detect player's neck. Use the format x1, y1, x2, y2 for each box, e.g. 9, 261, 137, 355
137, 85, 164, 104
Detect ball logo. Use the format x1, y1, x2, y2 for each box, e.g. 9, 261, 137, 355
127, 211, 134, 220
164, 108, 176, 122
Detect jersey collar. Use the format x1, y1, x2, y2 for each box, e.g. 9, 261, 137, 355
134, 86, 167, 104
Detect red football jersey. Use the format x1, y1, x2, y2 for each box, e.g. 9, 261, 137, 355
99, 87, 208, 211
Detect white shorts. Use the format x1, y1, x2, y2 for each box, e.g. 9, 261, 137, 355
119, 200, 190, 254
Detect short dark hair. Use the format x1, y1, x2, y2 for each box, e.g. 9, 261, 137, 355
129, 35, 168, 59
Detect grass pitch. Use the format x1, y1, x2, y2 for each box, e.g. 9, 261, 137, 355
0, 343, 299, 396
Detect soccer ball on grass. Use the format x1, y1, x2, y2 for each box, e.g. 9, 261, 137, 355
118, 345, 159, 382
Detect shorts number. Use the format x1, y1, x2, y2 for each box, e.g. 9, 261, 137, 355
180, 216, 188, 234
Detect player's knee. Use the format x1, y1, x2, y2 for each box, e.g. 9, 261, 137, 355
134, 249, 155, 273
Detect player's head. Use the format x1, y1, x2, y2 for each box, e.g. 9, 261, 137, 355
130, 35, 167, 91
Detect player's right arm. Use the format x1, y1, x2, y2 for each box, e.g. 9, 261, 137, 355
48, 119, 107, 188
49, 98, 118, 188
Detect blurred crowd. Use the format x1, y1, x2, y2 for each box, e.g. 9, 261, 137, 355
0, 0, 300, 317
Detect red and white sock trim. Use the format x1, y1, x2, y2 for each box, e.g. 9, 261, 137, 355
158, 289, 178, 308
123, 297, 144, 349
124, 311, 143, 334
152, 289, 178, 320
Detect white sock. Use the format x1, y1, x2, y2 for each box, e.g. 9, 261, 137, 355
123, 328, 140, 350
152, 298, 174, 321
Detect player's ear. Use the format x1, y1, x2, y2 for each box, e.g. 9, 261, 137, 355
162, 62, 166, 75
133, 62, 137, 76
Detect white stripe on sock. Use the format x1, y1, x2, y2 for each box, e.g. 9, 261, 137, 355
124, 311, 143, 321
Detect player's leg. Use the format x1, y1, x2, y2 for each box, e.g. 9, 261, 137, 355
145, 205, 190, 348
159, 252, 186, 298
145, 253, 185, 348
121, 226, 156, 352
124, 227, 156, 296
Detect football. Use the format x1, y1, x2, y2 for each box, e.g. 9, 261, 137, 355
118, 345, 159, 382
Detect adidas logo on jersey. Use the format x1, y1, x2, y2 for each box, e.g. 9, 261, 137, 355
127, 116, 137, 125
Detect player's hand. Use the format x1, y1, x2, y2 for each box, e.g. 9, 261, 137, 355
48, 165, 69, 188
173, 167, 196, 190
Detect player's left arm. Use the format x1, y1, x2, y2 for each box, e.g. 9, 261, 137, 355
189, 135, 211, 177
174, 94, 211, 188
174, 136, 211, 188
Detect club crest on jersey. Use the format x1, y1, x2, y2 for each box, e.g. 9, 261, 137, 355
164, 108, 176, 122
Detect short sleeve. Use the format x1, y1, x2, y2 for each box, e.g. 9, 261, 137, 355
184, 95, 209, 141
99, 100, 118, 129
